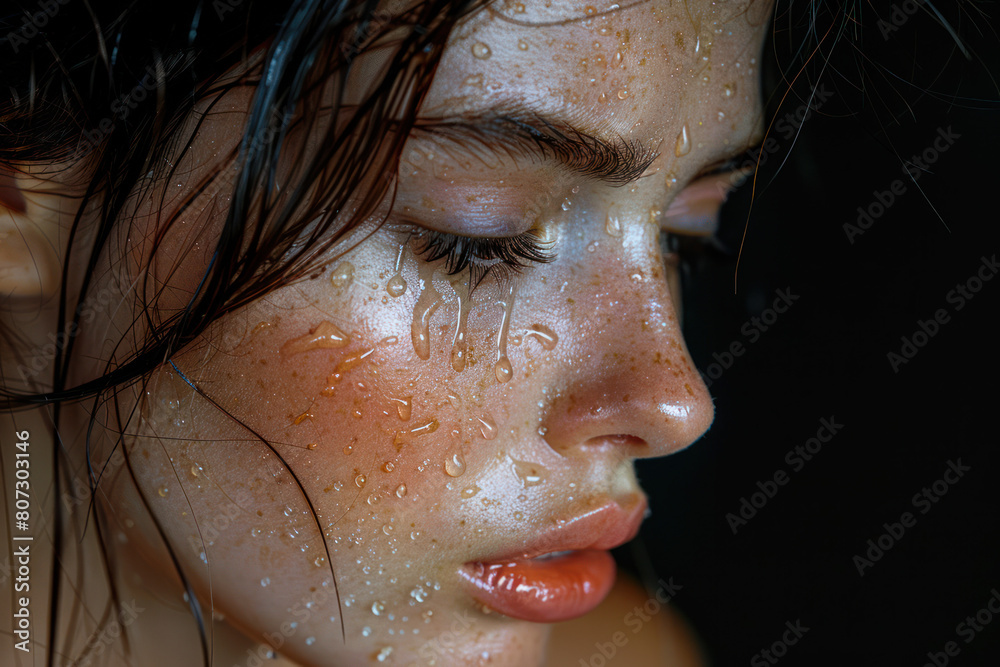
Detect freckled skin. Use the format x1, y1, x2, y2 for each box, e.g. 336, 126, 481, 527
62, 1, 771, 665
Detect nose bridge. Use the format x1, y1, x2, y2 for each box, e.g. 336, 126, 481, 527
538, 219, 714, 458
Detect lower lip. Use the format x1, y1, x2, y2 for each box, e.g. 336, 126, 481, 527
459, 550, 616, 623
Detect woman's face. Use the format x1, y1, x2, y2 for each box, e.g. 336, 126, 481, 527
68, 1, 770, 664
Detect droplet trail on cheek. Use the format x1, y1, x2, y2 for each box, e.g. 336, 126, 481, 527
411, 263, 441, 360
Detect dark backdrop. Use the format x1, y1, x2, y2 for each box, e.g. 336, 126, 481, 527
619, 7, 1000, 666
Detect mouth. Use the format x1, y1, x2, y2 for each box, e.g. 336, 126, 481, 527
457, 494, 647, 623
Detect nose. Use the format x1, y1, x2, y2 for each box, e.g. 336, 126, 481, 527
537, 208, 714, 460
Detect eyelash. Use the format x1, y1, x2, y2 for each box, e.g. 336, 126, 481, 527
401, 225, 555, 288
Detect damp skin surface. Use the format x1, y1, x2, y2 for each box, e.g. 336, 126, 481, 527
62, 1, 772, 665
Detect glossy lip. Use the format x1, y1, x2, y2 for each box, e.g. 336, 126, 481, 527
478, 493, 648, 562
457, 494, 648, 622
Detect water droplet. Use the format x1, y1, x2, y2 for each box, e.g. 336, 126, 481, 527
382, 461, 394, 473
158, 486, 169, 498
461, 485, 481, 498
190, 464, 202, 478
372, 601, 386, 616
494, 356, 513, 383
386, 245, 408, 297
305, 637, 315, 646
307, 442, 318, 450
382, 524, 393, 535
675, 124, 691, 157
395, 483, 407, 499
587, 241, 599, 253
314, 556, 326, 567
478, 414, 498, 440
605, 210, 622, 237
282, 321, 350, 356
355, 474, 367, 488
261, 577, 271, 587
376, 646, 393, 662
524, 324, 558, 351
386, 274, 407, 297
330, 262, 355, 289
513, 511, 524, 521
561, 198, 572, 211
723, 82, 735, 97
362, 627, 372, 637
464, 73, 484, 88
410, 585, 428, 602
444, 451, 467, 477
411, 262, 441, 360
518, 39, 528, 51
617, 88, 629, 100
494, 283, 515, 384
389, 396, 412, 421
471, 42, 491, 59
343, 443, 354, 455
393, 419, 440, 451
410, 530, 421, 540
510, 456, 549, 488
450, 277, 471, 372
513, 2, 525, 12
251, 527, 262, 537
333, 481, 343, 491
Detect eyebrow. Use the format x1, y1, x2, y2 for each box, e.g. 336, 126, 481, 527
410, 106, 660, 185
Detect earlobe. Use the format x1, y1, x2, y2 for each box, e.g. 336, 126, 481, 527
0, 168, 65, 300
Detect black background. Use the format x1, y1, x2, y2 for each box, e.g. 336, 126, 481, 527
620, 7, 1000, 667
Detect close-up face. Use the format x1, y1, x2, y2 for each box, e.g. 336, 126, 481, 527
59, 0, 772, 664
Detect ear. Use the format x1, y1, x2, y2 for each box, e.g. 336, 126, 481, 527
0, 168, 66, 300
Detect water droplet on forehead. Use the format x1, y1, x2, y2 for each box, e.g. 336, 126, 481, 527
477, 414, 498, 440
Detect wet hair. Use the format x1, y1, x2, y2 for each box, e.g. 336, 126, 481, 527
1, 1, 483, 663
0, 0, 977, 664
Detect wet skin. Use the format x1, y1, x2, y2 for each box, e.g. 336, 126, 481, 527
62, 1, 772, 664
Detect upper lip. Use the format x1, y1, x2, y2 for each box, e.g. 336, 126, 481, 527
469, 494, 648, 563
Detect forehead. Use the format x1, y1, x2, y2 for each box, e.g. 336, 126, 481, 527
422, 0, 770, 162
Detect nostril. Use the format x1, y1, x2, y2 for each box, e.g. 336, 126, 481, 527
577, 434, 649, 455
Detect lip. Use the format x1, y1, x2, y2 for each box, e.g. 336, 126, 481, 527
458, 494, 648, 623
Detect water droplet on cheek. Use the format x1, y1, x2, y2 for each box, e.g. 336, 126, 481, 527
477, 414, 498, 440
386, 245, 408, 297
450, 277, 471, 372
605, 211, 623, 237
444, 451, 466, 477
675, 124, 692, 157
395, 483, 407, 499
524, 324, 558, 351
471, 42, 492, 59
411, 263, 441, 360
510, 456, 549, 487
493, 283, 516, 384
493, 357, 513, 383
330, 261, 355, 289
372, 601, 386, 616
355, 474, 367, 488
158, 486, 169, 498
